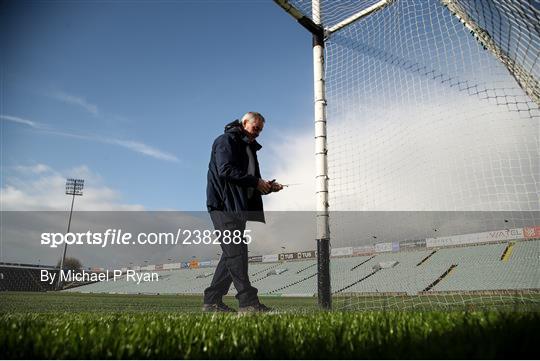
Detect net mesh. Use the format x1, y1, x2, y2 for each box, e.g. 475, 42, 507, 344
286, 0, 540, 310
288, 0, 387, 27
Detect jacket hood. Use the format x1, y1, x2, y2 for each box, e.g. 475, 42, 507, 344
224, 119, 262, 150
224, 119, 242, 133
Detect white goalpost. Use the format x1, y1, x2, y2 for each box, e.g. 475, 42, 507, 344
276, 0, 540, 310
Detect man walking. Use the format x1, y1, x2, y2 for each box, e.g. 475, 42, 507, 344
203, 112, 282, 312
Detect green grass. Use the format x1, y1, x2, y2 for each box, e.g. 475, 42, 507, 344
2, 310, 539, 359
0, 292, 318, 313
2, 292, 537, 313
1, 292, 539, 359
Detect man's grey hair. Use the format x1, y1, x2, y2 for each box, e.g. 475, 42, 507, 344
241, 112, 265, 124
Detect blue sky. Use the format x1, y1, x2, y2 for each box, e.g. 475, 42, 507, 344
1, 0, 315, 211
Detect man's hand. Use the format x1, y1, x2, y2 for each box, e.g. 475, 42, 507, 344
257, 179, 284, 194
270, 181, 283, 192
257, 179, 272, 194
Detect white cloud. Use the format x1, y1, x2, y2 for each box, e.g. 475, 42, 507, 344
325, 94, 539, 211
4, 114, 179, 163
0, 114, 42, 129
264, 132, 316, 211
1, 164, 144, 211
262, 98, 539, 213
14, 164, 52, 174
50, 91, 99, 116
42, 130, 179, 162
109, 139, 179, 162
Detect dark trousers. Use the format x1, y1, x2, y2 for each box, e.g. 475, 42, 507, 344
203, 211, 259, 307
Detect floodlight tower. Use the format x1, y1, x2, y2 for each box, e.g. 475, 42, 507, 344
57, 178, 84, 290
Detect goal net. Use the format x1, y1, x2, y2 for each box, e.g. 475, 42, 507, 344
283, 0, 540, 310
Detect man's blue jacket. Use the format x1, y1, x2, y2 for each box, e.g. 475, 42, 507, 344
206, 120, 265, 223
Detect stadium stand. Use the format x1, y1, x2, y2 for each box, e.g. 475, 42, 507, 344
65, 239, 539, 297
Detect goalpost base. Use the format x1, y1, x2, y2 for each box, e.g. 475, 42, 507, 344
317, 238, 332, 309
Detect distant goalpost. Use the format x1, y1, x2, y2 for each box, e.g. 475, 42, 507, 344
275, 0, 539, 310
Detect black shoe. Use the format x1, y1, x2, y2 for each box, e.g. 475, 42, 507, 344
202, 302, 237, 313
238, 303, 273, 313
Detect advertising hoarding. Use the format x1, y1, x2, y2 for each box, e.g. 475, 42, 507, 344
331, 247, 353, 257
523, 226, 540, 239
262, 254, 279, 263
353, 245, 375, 256
375, 242, 393, 253
426, 228, 524, 248
248, 255, 263, 263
